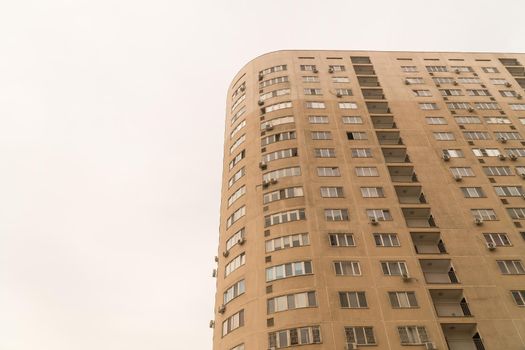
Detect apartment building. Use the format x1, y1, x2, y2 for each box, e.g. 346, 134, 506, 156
212, 50, 525, 350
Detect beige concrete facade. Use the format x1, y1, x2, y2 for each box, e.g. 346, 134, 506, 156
213, 50, 525, 350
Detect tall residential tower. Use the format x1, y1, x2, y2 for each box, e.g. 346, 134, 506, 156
213, 51, 525, 350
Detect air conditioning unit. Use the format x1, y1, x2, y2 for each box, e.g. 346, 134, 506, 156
345, 343, 358, 350
404, 79, 411, 85
259, 161, 267, 170
498, 136, 508, 143
313, 68, 319, 73
218, 305, 226, 314
505, 82, 512, 87
475, 217, 484, 225
212, 269, 217, 277
258, 73, 264, 81
442, 153, 451, 161
517, 94, 523, 99
336, 92, 343, 98
521, 193, 525, 200
509, 153, 518, 161
214, 256, 219, 263
453, 174, 463, 181
260, 107, 266, 114
209, 320, 215, 328
223, 250, 229, 258
265, 123, 274, 131
258, 99, 265, 106
455, 68, 460, 74
520, 173, 525, 179
262, 180, 271, 188
468, 107, 474, 112
401, 272, 411, 281
499, 154, 507, 160
435, 83, 441, 87
238, 237, 246, 245
328, 67, 334, 73
425, 342, 437, 350
453, 80, 459, 85
486, 241, 497, 250
240, 85, 246, 92
270, 178, 278, 184
370, 217, 379, 225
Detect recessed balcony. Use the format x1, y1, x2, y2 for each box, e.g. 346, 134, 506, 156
358, 76, 380, 87
420, 259, 458, 284
366, 102, 391, 114
382, 148, 410, 163
410, 232, 446, 254
377, 131, 403, 145
371, 116, 396, 129
361, 88, 386, 100
351, 56, 371, 64
430, 289, 472, 317
441, 324, 485, 350
388, 166, 418, 183
395, 186, 426, 204
354, 65, 376, 76
402, 208, 436, 228
506, 66, 525, 77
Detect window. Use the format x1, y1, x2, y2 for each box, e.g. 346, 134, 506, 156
230, 344, 244, 350
339, 102, 358, 109
225, 227, 245, 251
264, 208, 306, 227
351, 148, 372, 158
265, 101, 292, 113
309, 115, 328, 124
261, 131, 297, 146
381, 261, 408, 276
485, 116, 511, 124
325, 209, 349, 221
263, 187, 304, 204
467, 89, 491, 96
222, 309, 244, 337
229, 149, 245, 169
262, 148, 298, 163
433, 77, 455, 84
472, 148, 501, 157
228, 167, 245, 188
262, 166, 301, 182
230, 120, 246, 139
419, 103, 439, 110
426, 65, 448, 72
447, 102, 471, 110
426, 117, 447, 125
265, 233, 309, 253
510, 104, 525, 111
482, 67, 499, 73
450, 167, 474, 177
433, 132, 455, 141
360, 187, 384, 198
500, 90, 518, 97
231, 83, 245, 99
471, 209, 497, 221
401, 66, 417, 72
516, 166, 525, 176
226, 206, 246, 229
497, 260, 525, 274
374, 233, 400, 247
225, 253, 246, 277
356, 167, 379, 176
413, 89, 432, 97
440, 89, 463, 96
463, 131, 490, 140
398, 326, 429, 345
457, 77, 481, 84
300, 64, 317, 71
231, 94, 245, 111
260, 76, 288, 88
315, 148, 336, 158
321, 187, 344, 198
329, 64, 346, 72
342, 116, 363, 124
305, 101, 325, 109
483, 233, 511, 247
311, 131, 332, 140
334, 261, 361, 276
344, 327, 376, 346
332, 76, 350, 83
267, 291, 317, 314
511, 291, 525, 306
223, 279, 245, 305
304, 88, 322, 95
507, 207, 525, 220
260, 64, 287, 75
317, 167, 340, 176
259, 88, 291, 102
266, 261, 313, 282
483, 166, 512, 176
339, 292, 367, 308
443, 149, 464, 158
347, 131, 367, 140
455, 116, 481, 124
461, 187, 485, 198
451, 65, 473, 72
490, 78, 508, 85
389, 292, 418, 308
228, 185, 246, 207
329, 233, 355, 247
406, 77, 424, 84
506, 148, 525, 157
230, 106, 246, 125
268, 325, 321, 349
495, 132, 522, 140
494, 186, 523, 197
367, 209, 392, 221
302, 76, 319, 83
336, 88, 353, 96
475, 102, 501, 110
260, 116, 294, 130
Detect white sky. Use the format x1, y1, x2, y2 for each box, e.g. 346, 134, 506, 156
0, 0, 524, 349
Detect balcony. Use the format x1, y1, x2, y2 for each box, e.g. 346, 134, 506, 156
516, 78, 525, 89
371, 116, 396, 129
358, 76, 380, 87
361, 88, 386, 100
354, 65, 376, 75
377, 131, 403, 145
388, 166, 418, 183
430, 290, 472, 317
366, 102, 391, 114
420, 259, 458, 284
441, 324, 485, 350
506, 66, 525, 77
499, 58, 521, 66
395, 186, 426, 204
402, 208, 436, 228
351, 56, 371, 64
382, 147, 410, 163
411, 232, 446, 254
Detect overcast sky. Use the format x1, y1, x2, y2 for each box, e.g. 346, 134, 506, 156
0, 0, 524, 349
